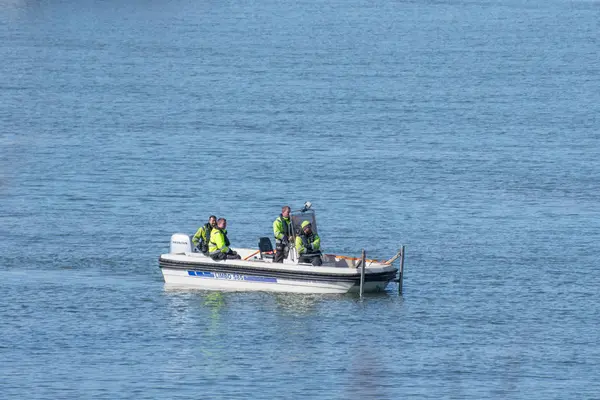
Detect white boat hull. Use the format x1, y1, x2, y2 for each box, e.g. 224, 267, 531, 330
159, 249, 397, 294
162, 267, 356, 294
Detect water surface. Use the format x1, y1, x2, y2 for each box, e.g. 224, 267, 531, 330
1, 0, 599, 398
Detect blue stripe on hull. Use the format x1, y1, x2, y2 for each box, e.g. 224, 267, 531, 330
187, 270, 277, 283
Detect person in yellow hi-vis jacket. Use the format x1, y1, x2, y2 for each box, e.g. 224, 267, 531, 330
209, 218, 241, 260
192, 215, 217, 254
295, 221, 322, 266
273, 205, 293, 263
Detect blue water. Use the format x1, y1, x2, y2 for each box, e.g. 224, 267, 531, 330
1, 0, 599, 398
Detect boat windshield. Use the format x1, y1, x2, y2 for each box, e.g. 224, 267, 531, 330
290, 209, 318, 236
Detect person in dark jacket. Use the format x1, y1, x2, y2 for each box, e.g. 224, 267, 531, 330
295, 221, 322, 266
192, 215, 217, 254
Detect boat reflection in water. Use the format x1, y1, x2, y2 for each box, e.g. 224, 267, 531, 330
272, 293, 323, 316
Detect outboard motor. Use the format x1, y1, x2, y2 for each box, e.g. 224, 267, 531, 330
170, 233, 192, 254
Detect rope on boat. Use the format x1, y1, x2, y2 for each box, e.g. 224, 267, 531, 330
244, 250, 392, 264
324, 254, 381, 264
384, 250, 403, 265
243, 249, 274, 260
243, 250, 260, 260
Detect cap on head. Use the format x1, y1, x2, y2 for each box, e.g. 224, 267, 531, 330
301, 221, 311, 229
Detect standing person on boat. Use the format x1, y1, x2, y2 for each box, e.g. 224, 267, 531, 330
192, 215, 217, 254
209, 218, 241, 260
273, 205, 293, 263
295, 221, 322, 266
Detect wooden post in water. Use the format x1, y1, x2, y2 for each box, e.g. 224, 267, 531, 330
359, 249, 366, 298
398, 245, 405, 295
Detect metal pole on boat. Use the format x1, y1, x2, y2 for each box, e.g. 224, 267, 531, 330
398, 245, 405, 295
359, 249, 366, 298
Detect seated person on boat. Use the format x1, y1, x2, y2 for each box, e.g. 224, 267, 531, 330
295, 221, 322, 266
192, 215, 217, 255
209, 218, 241, 260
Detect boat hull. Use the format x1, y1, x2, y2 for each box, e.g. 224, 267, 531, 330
159, 253, 397, 294
161, 267, 357, 293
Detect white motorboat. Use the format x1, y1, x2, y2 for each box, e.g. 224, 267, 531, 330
158, 204, 403, 294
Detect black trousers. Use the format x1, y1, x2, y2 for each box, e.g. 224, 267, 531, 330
299, 253, 322, 266
273, 242, 289, 263
210, 251, 241, 261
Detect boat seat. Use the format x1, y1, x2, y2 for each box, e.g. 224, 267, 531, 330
258, 237, 274, 260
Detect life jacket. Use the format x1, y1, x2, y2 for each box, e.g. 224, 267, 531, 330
199, 223, 212, 252
223, 229, 230, 247
296, 232, 320, 254
209, 228, 229, 254
274, 215, 292, 241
